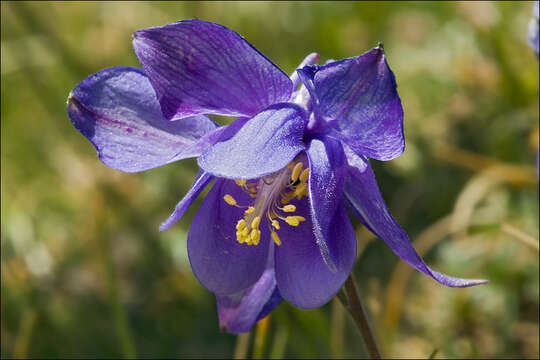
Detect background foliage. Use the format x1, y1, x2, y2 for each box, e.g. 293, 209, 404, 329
1, 1, 538, 358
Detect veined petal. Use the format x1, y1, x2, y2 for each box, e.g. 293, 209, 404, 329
300, 46, 405, 161
217, 248, 281, 333
188, 178, 270, 295
132, 19, 293, 120
160, 117, 250, 231
306, 138, 347, 272
198, 103, 307, 179
343, 155, 487, 288
274, 196, 356, 308
159, 171, 214, 231
67, 67, 217, 173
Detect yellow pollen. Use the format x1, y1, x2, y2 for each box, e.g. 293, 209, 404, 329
251, 216, 261, 230
280, 197, 290, 205
282, 204, 296, 212
250, 229, 261, 245
271, 231, 281, 246
299, 168, 309, 183
235, 179, 247, 187
236, 232, 245, 243
291, 162, 303, 182
241, 227, 249, 236
285, 216, 306, 226
271, 220, 280, 230
286, 162, 294, 169
223, 194, 237, 206
294, 183, 308, 198
236, 219, 246, 230
244, 206, 255, 216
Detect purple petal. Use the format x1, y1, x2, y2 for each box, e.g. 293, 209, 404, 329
217, 249, 281, 333
274, 196, 356, 308
188, 178, 270, 295
67, 67, 217, 173
343, 155, 487, 287
198, 103, 307, 179
159, 171, 214, 231
160, 117, 253, 231
300, 46, 405, 161
306, 138, 347, 272
290, 52, 320, 96
132, 19, 292, 120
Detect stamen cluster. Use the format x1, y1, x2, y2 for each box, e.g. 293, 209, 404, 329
223, 161, 309, 246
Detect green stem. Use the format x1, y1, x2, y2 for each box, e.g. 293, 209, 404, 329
338, 274, 381, 359
233, 332, 250, 359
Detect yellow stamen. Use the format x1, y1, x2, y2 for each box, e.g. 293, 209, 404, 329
250, 229, 261, 245
291, 162, 303, 182
271, 231, 281, 246
299, 168, 309, 183
282, 204, 296, 212
281, 197, 290, 205
223, 194, 237, 206
286, 161, 294, 169
244, 206, 255, 216
235, 179, 247, 187
251, 216, 261, 230
271, 220, 280, 230
294, 183, 308, 197
236, 219, 246, 230
285, 216, 306, 226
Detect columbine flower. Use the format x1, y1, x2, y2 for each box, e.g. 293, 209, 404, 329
68, 20, 486, 333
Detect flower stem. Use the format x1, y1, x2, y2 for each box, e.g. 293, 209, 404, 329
233, 332, 250, 359
338, 274, 381, 359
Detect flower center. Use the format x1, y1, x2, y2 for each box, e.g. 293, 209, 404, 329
222, 160, 309, 246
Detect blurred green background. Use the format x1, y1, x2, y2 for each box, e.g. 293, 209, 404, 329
1, 1, 538, 358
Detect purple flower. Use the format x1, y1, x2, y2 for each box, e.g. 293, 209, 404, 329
529, 1, 539, 58
67, 20, 486, 333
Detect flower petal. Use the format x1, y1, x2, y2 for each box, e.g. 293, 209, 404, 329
306, 138, 347, 272
188, 178, 270, 295
274, 196, 356, 308
343, 155, 487, 287
132, 19, 293, 120
300, 46, 405, 161
159, 171, 214, 231
198, 103, 307, 179
67, 66, 217, 173
217, 248, 281, 333
160, 117, 251, 231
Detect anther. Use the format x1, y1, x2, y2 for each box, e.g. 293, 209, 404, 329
251, 216, 261, 230
223, 194, 237, 206
250, 229, 261, 245
271, 231, 281, 246
291, 162, 303, 182
236, 219, 246, 230
299, 168, 309, 183
282, 204, 296, 212
244, 206, 255, 216
235, 179, 247, 187
285, 216, 306, 226
294, 183, 308, 198
271, 220, 280, 230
